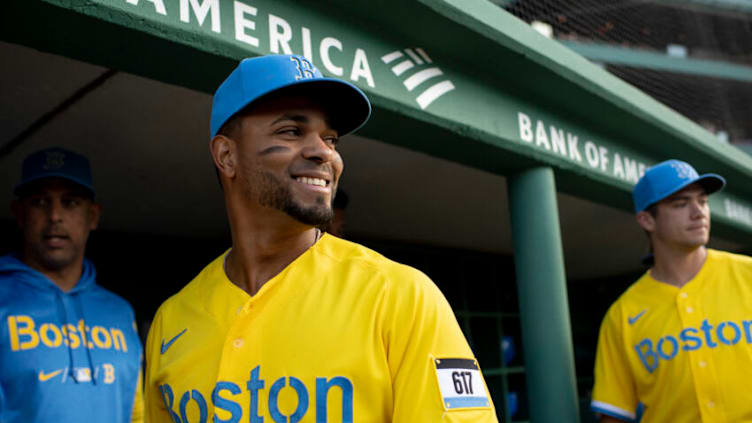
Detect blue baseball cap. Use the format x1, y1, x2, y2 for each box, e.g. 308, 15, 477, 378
14, 147, 95, 198
210, 54, 371, 138
632, 159, 725, 213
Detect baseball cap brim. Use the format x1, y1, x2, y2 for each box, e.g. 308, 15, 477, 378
14, 174, 95, 198
695, 173, 725, 196
643, 173, 725, 212
248, 78, 371, 137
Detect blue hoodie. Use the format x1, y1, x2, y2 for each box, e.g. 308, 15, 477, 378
0, 254, 142, 422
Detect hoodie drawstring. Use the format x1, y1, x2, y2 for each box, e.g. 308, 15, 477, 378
54, 291, 77, 383
55, 291, 97, 384
73, 294, 97, 385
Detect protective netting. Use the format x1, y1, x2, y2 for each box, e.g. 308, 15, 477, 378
500, 0, 752, 145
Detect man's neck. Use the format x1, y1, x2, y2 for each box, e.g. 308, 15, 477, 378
22, 254, 82, 293
650, 246, 708, 288
225, 208, 320, 296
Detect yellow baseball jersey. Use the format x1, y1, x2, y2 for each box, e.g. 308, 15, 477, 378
592, 249, 752, 422
145, 234, 497, 422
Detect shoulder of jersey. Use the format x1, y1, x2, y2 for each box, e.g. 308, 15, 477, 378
601, 273, 655, 319
154, 237, 435, 317
613, 272, 653, 300
319, 235, 431, 283
153, 256, 223, 318
708, 248, 752, 266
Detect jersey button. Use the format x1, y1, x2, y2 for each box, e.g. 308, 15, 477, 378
707, 401, 715, 408
699, 360, 707, 368
679, 292, 688, 299
685, 306, 694, 313
233, 338, 244, 348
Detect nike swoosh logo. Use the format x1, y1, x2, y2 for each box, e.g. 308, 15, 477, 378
38, 369, 63, 382
161, 328, 187, 354
628, 309, 648, 325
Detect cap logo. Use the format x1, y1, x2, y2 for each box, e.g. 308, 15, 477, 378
43, 151, 66, 170
670, 161, 695, 180
290, 56, 316, 80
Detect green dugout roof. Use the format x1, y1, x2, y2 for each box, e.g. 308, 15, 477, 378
3, 0, 751, 240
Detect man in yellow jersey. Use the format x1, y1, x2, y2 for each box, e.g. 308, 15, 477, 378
591, 159, 752, 423
145, 54, 498, 423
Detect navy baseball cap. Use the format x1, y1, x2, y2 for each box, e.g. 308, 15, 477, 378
210, 54, 371, 138
14, 147, 95, 198
632, 159, 725, 213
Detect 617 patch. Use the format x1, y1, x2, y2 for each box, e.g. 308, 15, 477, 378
433, 357, 491, 410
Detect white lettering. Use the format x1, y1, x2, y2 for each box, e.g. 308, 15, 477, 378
535, 120, 550, 150
233, 1, 258, 47
301, 27, 313, 62
514, 112, 641, 178
126, 0, 167, 15
350, 49, 374, 87
613, 153, 625, 179
598, 146, 609, 172
550, 126, 566, 156
320, 37, 344, 76
585, 141, 599, 168
129, 3, 381, 95
180, 0, 220, 33
518, 113, 533, 143
725, 199, 752, 225
268, 14, 293, 54
624, 157, 639, 183
567, 133, 582, 162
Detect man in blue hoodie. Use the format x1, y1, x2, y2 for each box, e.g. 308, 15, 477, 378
0, 147, 143, 422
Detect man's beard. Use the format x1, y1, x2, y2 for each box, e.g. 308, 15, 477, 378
250, 170, 334, 226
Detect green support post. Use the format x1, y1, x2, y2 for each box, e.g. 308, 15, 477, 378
507, 167, 580, 423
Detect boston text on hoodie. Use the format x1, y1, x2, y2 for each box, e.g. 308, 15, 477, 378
0, 254, 143, 422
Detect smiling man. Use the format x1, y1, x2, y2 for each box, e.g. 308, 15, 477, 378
591, 160, 752, 423
144, 55, 498, 422
0, 147, 143, 422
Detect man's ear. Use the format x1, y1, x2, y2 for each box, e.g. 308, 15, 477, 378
210, 135, 237, 180
636, 210, 655, 233
88, 202, 102, 231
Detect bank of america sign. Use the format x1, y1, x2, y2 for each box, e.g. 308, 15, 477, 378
381, 48, 456, 110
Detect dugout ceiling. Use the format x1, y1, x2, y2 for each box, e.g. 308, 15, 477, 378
0, 0, 750, 278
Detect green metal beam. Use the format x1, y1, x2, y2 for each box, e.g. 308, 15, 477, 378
651, 0, 752, 15
508, 166, 579, 423
561, 40, 752, 83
